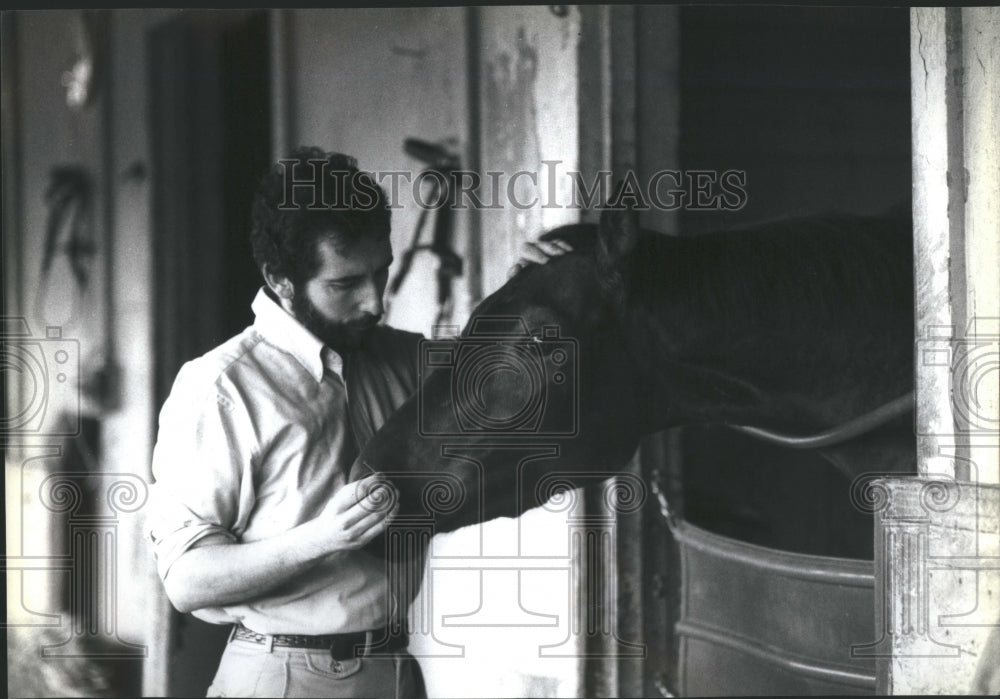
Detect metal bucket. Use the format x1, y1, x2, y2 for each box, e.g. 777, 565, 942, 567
673, 519, 876, 695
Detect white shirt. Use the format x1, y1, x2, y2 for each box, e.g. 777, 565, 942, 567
146, 288, 420, 634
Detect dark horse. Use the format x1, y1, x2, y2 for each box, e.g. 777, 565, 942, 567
351, 206, 915, 534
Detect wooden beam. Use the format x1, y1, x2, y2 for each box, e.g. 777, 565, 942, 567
873, 7, 1000, 693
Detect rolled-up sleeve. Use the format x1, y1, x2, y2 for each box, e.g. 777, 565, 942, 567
145, 361, 256, 581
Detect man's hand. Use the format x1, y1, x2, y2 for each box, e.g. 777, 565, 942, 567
507, 238, 574, 279
306, 474, 398, 556
162, 474, 399, 613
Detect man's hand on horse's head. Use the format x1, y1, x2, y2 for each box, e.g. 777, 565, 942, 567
508, 238, 574, 279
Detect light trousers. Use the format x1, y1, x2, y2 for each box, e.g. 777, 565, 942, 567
206, 636, 427, 698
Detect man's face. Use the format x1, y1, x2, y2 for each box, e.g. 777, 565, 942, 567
291, 233, 393, 353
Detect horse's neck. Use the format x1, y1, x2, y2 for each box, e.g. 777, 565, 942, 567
627, 307, 911, 437
623, 319, 917, 480
623, 215, 913, 436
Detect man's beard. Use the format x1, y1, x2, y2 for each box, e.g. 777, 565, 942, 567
291, 292, 381, 354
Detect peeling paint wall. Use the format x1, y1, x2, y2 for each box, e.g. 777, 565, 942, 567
912, 7, 999, 487
477, 5, 581, 297
872, 478, 1000, 694
881, 6, 1000, 694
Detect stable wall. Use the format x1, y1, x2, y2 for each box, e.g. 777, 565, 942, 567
4, 9, 178, 696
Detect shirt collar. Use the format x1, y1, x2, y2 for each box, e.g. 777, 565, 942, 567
251, 287, 344, 383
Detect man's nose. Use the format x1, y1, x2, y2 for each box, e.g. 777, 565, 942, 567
358, 278, 384, 317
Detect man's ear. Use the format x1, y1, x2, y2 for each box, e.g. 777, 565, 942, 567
597, 181, 639, 270
262, 265, 295, 300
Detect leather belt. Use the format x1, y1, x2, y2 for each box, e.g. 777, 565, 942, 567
231, 623, 408, 658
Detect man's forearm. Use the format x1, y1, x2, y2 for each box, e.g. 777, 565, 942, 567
163, 520, 328, 613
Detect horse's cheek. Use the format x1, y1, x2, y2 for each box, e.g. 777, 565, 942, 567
424, 391, 460, 436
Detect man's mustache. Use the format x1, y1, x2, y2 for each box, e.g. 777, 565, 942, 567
344, 313, 382, 331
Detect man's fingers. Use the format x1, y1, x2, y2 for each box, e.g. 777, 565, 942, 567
531, 239, 573, 258
329, 474, 387, 514
538, 238, 572, 255
507, 239, 574, 278
352, 514, 391, 548
345, 505, 385, 533
519, 242, 547, 264
344, 506, 394, 545
523, 240, 562, 263
340, 490, 395, 528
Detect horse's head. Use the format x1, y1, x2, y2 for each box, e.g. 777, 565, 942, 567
355, 203, 915, 531
354, 208, 648, 532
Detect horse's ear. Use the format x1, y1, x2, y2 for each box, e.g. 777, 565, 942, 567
597, 182, 639, 268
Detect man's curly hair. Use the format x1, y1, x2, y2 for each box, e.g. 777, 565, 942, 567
250, 146, 391, 285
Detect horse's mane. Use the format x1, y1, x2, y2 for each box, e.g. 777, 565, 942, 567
539, 211, 912, 332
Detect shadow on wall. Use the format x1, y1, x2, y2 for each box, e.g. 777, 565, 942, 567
7, 626, 142, 698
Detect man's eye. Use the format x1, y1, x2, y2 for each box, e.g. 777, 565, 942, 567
328, 281, 356, 290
